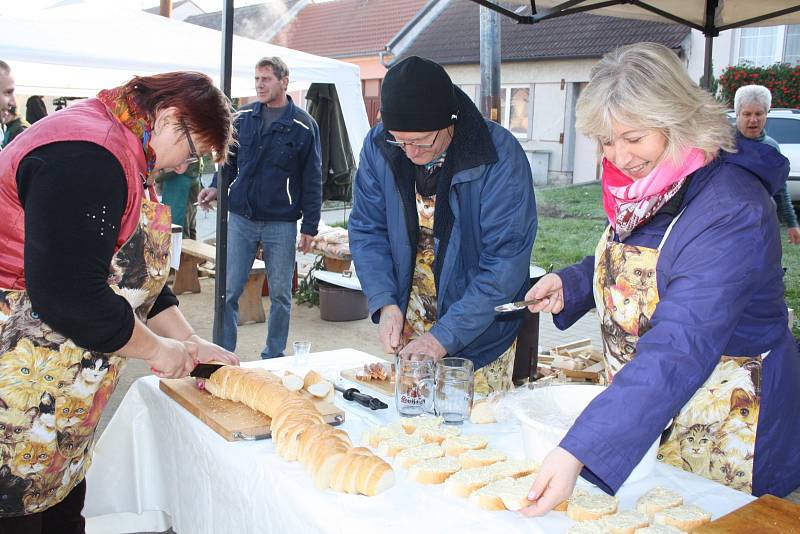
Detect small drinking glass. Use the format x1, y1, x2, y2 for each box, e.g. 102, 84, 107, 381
395, 354, 435, 417
292, 341, 312, 366
434, 357, 475, 424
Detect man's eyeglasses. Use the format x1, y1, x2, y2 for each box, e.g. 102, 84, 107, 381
386, 128, 442, 149
180, 119, 200, 165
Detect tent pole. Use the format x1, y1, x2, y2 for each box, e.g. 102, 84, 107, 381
479, 6, 501, 123
703, 35, 713, 91
213, 0, 234, 346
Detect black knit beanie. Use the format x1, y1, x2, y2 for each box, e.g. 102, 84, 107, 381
380, 56, 458, 132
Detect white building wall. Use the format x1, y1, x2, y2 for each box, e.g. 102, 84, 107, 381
686, 29, 735, 83
444, 59, 599, 185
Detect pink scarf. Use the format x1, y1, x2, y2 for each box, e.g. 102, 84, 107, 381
602, 147, 706, 239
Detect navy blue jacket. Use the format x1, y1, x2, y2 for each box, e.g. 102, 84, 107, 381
555, 139, 800, 498
213, 96, 322, 235
349, 89, 537, 369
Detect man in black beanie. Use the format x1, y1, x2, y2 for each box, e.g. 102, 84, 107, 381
349, 56, 538, 395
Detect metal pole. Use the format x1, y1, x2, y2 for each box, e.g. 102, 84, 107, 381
703, 35, 713, 91
213, 0, 234, 345
159, 0, 172, 18
479, 6, 501, 123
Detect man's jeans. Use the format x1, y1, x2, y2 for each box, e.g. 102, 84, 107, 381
215, 213, 296, 359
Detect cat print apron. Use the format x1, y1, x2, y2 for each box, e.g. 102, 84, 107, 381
0, 192, 171, 516
593, 213, 762, 493
402, 191, 515, 396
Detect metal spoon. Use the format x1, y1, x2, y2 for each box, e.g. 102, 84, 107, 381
494, 298, 542, 313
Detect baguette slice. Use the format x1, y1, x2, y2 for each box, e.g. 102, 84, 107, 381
444, 460, 535, 498
567, 491, 619, 522
395, 443, 444, 469
636, 487, 684, 520
633, 525, 684, 534
468, 474, 536, 511
414, 425, 461, 444
470, 397, 498, 424
459, 448, 507, 469
382, 433, 425, 457
281, 372, 305, 392
441, 435, 489, 456
566, 520, 612, 534
303, 370, 325, 389
554, 488, 588, 512
361, 425, 401, 449
409, 456, 462, 484
307, 381, 333, 399
361, 459, 395, 496
399, 415, 443, 434
603, 509, 650, 534
653, 504, 711, 532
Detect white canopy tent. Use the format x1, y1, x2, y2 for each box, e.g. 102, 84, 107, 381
1, 2, 370, 158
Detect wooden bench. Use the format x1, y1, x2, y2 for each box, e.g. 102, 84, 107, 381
172, 239, 266, 325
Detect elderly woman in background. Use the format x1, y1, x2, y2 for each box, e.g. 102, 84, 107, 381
0, 71, 238, 532
734, 84, 799, 245
521, 43, 800, 516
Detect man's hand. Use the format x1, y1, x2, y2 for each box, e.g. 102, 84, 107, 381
399, 332, 447, 361
297, 233, 314, 253
378, 304, 405, 354
520, 447, 584, 517
197, 187, 218, 211
789, 226, 800, 245
184, 334, 239, 366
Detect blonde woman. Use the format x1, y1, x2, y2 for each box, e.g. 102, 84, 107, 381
521, 42, 799, 515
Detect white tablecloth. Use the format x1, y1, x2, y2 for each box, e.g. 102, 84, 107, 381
84, 349, 753, 534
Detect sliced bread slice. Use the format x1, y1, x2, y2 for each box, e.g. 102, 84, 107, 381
414, 425, 461, 444
566, 519, 612, 533
459, 448, 507, 469
441, 434, 489, 456
566, 491, 619, 521
653, 504, 712, 532
635, 486, 684, 519
468, 473, 537, 511
633, 525, 685, 534
382, 433, 425, 457
408, 456, 462, 484
361, 425, 401, 449
395, 443, 444, 469
603, 509, 650, 534
399, 415, 444, 434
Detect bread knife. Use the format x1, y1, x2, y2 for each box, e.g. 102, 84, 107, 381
190, 362, 226, 379
333, 383, 388, 410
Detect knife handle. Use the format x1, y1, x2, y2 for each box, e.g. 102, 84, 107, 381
343, 388, 388, 410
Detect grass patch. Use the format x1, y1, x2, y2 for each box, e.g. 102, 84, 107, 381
781, 232, 800, 336
532, 217, 607, 272
536, 183, 606, 220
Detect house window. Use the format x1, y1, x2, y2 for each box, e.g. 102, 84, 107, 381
738, 26, 781, 67
785, 25, 800, 65
500, 85, 531, 139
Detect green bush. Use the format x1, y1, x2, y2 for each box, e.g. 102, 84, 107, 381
719, 63, 800, 108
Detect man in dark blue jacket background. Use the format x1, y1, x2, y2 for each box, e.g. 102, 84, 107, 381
199, 56, 322, 358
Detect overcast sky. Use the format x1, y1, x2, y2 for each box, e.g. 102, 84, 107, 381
2, 0, 277, 15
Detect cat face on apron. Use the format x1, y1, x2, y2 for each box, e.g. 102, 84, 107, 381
593, 216, 762, 494
0, 197, 171, 516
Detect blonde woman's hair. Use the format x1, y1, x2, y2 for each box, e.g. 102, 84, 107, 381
576, 42, 736, 162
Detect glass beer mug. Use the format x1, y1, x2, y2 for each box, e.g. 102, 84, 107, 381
395, 355, 435, 417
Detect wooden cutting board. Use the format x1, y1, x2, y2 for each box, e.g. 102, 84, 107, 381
340, 367, 395, 396
695, 495, 800, 533
159, 377, 345, 441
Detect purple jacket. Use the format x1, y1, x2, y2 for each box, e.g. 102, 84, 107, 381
555, 138, 800, 497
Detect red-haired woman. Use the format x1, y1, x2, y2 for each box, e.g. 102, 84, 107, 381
0, 72, 238, 532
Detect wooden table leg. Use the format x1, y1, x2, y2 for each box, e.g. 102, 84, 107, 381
238, 272, 266, 325
172, 253, 202, 294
